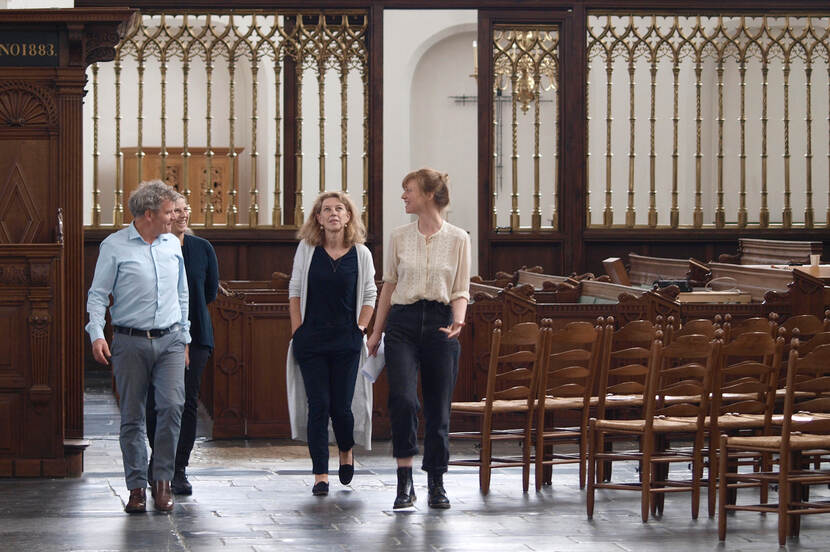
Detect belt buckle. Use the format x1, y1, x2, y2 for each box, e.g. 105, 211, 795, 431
145, 329, 154, 339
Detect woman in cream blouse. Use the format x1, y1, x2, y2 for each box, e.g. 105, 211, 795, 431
367, 168, 471, 510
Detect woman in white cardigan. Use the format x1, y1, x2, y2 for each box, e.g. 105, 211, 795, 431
286, 191, 376, 496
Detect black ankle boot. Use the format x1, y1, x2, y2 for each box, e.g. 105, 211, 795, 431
393, 467, 416, 509
171, 468, 192, 495
427, 471, 450, 509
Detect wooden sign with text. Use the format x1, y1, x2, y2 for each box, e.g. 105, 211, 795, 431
0, 30, 58, 66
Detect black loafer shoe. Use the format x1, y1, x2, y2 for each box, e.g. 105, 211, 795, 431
339, 463, 354, 485
312, 481, 329, 496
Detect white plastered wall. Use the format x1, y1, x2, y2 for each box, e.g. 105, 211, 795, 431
383, 10, 478, 273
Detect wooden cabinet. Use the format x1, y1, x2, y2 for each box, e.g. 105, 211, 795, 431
121, 147, 243, 225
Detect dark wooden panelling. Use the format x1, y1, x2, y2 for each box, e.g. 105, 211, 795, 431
489, 240, 563, 278
0, 302, 27, 388
367, 3, 384, 257
0, 395, 20, 455
14, 459, 42, 477
0, 8, 135, 478
211, 303, 247, 438
0, 246, 63, 467
0, 139, 52, 245
246, 315, 291, 437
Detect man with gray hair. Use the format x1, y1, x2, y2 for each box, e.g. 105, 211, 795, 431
86, 180, 190, 514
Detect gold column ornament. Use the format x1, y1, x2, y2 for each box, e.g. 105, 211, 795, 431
317, 56, 326, 193
715, 56, 725, 228
585, 62, 591, 227
273, 56, 283, 227
362, 64, 369, 227
113, 55, 123, 226
91, 63, 100, 227
181, 53, 191, 205
249, 57, 259, 228
340, 58, 349, 193
227, 52, 238, 226
670, 56, 680, 228
492, 85, 499, 230
136, 53, 145, 187
532, 69, 541, 231
648, 51, 657, 228
626, 53, 636, 228
604, 55, 613, 227
804, 58, 814, 228
294, 60, 304, 226
510, 71, 520, 230
694, 54, 703, 228
204, 52, 215, 228
160, 52, 168, 186
738, 56, 747, 228
760, 60, 769, 227
782, 55, 792, 228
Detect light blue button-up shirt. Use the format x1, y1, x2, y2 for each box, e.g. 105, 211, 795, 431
86, 223, 190, 343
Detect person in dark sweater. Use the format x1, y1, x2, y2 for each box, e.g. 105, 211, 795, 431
147, 197, 219, 495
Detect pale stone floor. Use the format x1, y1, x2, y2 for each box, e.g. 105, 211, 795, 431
1, 370, 829, 551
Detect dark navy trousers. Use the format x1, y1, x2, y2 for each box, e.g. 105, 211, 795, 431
384, 300, 460, 474
293, 322, 363, 474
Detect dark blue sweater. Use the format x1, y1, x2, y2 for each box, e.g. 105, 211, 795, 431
182, 233, 219, 348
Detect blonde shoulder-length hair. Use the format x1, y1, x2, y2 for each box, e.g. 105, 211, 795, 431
296, 190, 366, 247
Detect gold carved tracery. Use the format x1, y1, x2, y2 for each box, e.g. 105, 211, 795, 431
87, 11, 369, 229
587, 14, 830, 229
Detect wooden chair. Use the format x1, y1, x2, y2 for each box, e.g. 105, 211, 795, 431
449, 319, 547, 494
593, 317, 657, 483
779, 313, 830, 343
778, 312, 830, 371
587, 334, 717, 522
663, 316, 720, 345
718, 342, 830, 545
721, 314, 778, 342
599, 318, 657, 408
705, 331, 784, 517
767, 314, 828, 388
797, 331, 830, 357
533, 320, 605, 491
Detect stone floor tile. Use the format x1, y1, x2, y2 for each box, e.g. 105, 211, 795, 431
1, 371, 830, 551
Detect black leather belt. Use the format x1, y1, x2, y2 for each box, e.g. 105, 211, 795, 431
113, 324, 179, 339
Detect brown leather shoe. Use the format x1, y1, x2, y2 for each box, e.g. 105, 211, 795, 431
151, 481, 174, 512
125, 488, 146, 514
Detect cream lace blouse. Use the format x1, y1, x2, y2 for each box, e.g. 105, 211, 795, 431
383, 220, 471, 306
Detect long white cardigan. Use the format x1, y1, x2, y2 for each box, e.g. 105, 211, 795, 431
285, 240, 377, 450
